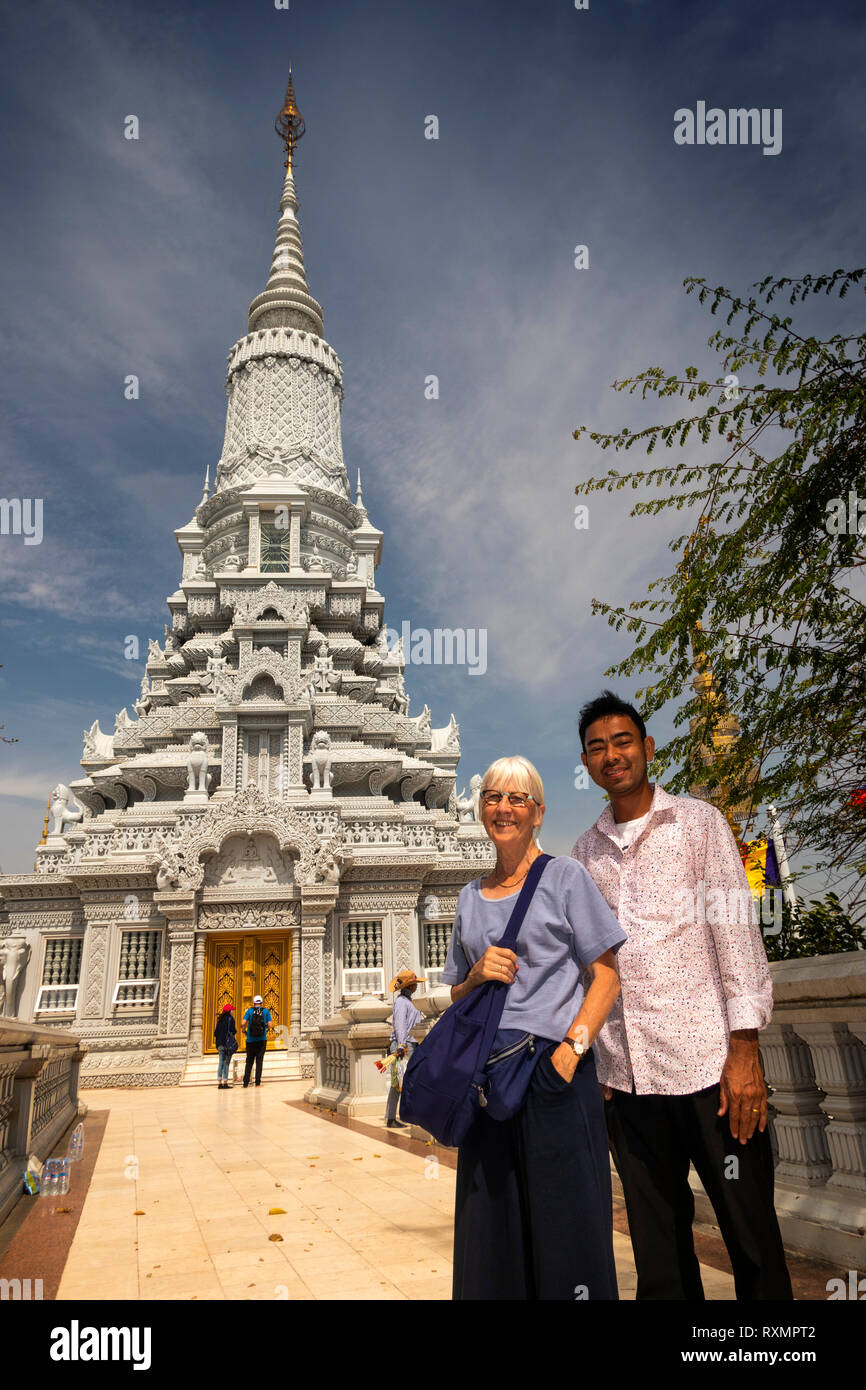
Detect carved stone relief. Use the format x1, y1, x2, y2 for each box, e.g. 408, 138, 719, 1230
202, 833, 294, 888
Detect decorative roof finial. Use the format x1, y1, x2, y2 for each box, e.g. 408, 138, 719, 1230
201, 463, 211, 505
248, 69, 324, 338
356, 469, 367, 517
275, 66, 306, 169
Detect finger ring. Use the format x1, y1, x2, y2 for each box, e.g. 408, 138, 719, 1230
751, 1108, 760, 1112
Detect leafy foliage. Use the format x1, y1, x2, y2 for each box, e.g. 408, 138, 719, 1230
764, 893, 866, 961
574, 270, 866, 915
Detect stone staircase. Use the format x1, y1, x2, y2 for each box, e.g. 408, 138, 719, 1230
180, 1050, 303, 1086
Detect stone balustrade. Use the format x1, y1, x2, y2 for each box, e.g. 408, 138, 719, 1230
0, 1019, 83, 1225
305, 987, 452, 1120
743, 949, 866, 1266
306, 995, 395, 1118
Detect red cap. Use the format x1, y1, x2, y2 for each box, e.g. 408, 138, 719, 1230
222, 1003, 235, 1012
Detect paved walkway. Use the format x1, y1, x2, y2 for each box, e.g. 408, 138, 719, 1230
6, 1081, 738, 1301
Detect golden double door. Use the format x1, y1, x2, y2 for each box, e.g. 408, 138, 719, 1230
202, 933, 292, 1054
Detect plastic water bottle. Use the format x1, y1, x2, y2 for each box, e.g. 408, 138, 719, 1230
40, 1157, 71, 1197
39, 1160, 58, 1198
55, 1158, 70, 1195
67, 1123, 84, 1163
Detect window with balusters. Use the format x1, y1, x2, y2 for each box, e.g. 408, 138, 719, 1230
341, 920, 384, 996
36, 937, 84, 1014
112, 929, 162, 1007
423, 921, 453, 989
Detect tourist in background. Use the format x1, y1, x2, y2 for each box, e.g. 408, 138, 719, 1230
441, 755, 626, 1300
384, 969, 424, 1129
241, 994, 272, 1088
572, 690, 792, 1300
214, 1003, 237, 1089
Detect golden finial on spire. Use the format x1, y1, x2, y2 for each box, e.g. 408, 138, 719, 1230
38, 790, 52, 846
275, 66, 306, 169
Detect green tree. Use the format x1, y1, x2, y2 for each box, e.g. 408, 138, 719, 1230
574, 270, 866, 915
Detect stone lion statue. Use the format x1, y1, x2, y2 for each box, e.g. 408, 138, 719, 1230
50, 785, 84, 837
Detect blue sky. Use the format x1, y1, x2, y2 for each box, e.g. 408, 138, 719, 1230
1, 0, 864, 880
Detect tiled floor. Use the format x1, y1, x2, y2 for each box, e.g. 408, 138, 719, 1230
39, 1081, 736, 1301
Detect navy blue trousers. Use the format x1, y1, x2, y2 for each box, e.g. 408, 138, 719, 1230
453, 1047, 619, 1300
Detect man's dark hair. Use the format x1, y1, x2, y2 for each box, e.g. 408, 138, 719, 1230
578, 690, 647, 751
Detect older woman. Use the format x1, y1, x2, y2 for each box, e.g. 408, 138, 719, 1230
440, 755, 627, 1300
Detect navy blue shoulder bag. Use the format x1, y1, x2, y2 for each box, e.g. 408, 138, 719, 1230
399, 853, 553, 1146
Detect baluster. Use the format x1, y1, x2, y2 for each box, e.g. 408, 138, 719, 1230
796, 1022, 866, 1193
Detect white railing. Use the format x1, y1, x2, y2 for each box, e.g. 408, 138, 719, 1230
35, 984, 79, 1014
341, 967, 384, 997
681, 950, 866, 1269
0, 1020, 82, 1226
111, 979, 160, 1007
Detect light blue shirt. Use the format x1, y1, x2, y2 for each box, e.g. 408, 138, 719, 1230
440, 857, 626, 1040
391, 992, 422, 1048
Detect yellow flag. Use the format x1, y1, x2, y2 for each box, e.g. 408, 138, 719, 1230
741, 839, 768, 898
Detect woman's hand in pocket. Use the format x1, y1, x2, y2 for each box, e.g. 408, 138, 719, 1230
550, 1042, 578, 1084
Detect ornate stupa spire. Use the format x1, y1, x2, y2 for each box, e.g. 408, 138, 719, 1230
213, 70, 347, 496
683, 517, 757, 836
248, 68, 324, 337
275, 66, 305, 168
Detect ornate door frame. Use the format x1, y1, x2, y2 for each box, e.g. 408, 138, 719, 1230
202, 932, 292, 1054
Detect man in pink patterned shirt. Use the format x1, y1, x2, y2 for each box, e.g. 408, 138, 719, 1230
572, 690, 791, 1301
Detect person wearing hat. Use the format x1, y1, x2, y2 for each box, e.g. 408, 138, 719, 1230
214, 1003, 237, 1089
384, 970, 424, 1128
241, 994, 273, 1088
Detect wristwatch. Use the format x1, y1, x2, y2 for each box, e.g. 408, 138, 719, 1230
563, 1036, 587, 1057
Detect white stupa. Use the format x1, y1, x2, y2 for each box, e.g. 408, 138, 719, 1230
0, 73, 492, 1086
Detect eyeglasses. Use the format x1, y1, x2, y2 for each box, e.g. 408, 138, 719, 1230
480, 790, 535, 808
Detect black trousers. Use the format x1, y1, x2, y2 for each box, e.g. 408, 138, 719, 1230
605, 1083, 793, 1300
453, 1047, 618, 1300
243, 1039, 266, 1085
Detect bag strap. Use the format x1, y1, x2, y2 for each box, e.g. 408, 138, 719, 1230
477, 852, 553, 1067
497, 853, 553, 949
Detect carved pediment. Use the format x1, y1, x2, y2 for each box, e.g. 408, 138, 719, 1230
202, 832, 294, 887
221, 581, 310, 627
215, 646, 306, 704
166, 783, 341, 890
